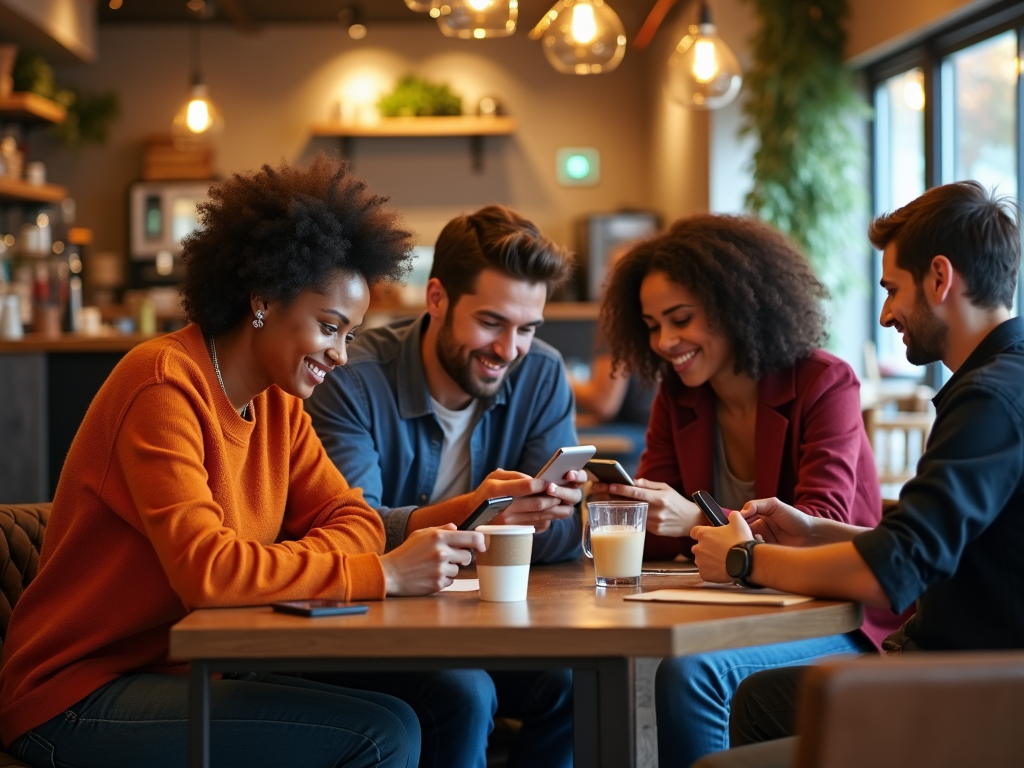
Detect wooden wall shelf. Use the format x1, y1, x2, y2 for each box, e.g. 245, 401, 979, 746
312, 115, 516, 138
0, 176, 67, 203
313, 116, 517, 172
0, 92, 67, 124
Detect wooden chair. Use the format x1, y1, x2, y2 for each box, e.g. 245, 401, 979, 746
0, 503, 51, 768
863, 408, 934, 492
693, 652, 1024, 768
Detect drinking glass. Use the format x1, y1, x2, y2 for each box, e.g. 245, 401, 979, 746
583, 501, 648, 587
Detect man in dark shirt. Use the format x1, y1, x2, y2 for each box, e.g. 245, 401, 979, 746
686, 180, 1023, 755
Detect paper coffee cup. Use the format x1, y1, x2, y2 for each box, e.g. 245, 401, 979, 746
476, 525, 534, 602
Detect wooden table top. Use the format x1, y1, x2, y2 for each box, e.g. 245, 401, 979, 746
170, 561, 861, 661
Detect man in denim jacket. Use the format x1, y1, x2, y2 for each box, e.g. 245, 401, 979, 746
308, 205, 582, 768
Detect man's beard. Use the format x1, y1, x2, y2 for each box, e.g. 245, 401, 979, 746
436, 312, 522, 399
903, 288, 949, 366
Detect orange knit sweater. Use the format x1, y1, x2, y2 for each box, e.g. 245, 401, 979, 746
0, 324, 386, 747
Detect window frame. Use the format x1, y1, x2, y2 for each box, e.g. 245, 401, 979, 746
864, 0, 1024, 386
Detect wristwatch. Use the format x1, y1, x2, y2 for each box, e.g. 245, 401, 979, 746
725, 540, 763, 589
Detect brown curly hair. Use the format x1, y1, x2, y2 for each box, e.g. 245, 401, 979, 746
180, 153, 413, 336
600, 214, 829, 383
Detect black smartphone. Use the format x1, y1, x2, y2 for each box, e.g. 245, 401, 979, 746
692, 490, 729, 526
271, 600, 369, 618
458, 495, 515, 531
585, 459, 635, 486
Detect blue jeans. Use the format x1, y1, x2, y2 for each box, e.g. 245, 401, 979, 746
10, 671, 420, 768
314, 669, 573, 768
655, 632, 873, 768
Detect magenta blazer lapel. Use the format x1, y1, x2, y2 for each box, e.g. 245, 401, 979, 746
755, 366, 797, 500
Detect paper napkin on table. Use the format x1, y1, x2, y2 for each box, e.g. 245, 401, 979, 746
441, 579, 480, 593
624, 588, 814, 606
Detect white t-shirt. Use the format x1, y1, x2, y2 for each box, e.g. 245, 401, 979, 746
429, 397, 483, 503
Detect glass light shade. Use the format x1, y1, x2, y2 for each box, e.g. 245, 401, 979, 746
530, 0, 626, 75
404, 0, 437, 10
665, 22, 742, 109
436, 0, 518, 40
171, 81, 223, 150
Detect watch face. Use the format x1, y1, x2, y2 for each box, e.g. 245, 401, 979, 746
726, 546, 748, 579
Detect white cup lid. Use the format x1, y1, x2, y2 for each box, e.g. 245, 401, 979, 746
475, 524, 535, 535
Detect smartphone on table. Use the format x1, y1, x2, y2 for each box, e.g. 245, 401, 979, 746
585, 458, 635, 486
692, 490, 729, 526
271, 600, 369, 618
458, 495, 515, 531
535, 445, 597, 484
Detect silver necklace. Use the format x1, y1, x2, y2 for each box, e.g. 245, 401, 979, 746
207, 335, 249, 419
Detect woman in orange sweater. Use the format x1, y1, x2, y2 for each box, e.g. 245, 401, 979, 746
0, 156, 483, 768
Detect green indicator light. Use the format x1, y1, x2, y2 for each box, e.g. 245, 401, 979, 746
565, 154, 590, 180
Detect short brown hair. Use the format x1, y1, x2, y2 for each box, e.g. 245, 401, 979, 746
430, 205, 574, 304
869, 181, 1020, 310
600, 214, 828, 383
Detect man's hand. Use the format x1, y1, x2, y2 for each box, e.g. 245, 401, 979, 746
472, 469, 584, 533
741, 497, 816, 546
590, 478, 704, 537
691, 511, 754, 583
381, 524, 484, 596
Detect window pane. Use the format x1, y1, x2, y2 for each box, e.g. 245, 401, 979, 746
942, 30, 1018, 196
873, 69, 926, 377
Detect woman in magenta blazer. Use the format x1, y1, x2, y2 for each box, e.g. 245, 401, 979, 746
595, 214, 907, 768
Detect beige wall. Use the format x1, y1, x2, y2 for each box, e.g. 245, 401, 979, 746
45, 23, 654, 258
846, 0, 999, 64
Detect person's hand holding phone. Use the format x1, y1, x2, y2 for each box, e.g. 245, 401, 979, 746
381, 524, 485, 596
470, 469, 585, 533
691, 510, 755, 583
590, 478, 705, 538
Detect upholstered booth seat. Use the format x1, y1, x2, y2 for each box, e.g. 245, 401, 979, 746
0, 503, 51, 768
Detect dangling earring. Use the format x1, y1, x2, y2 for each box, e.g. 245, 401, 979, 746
253, 309, 265, 329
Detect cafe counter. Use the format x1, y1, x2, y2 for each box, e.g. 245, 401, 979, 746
0, 333, 155, 504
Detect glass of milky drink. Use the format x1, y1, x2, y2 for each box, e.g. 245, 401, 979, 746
475, 525, 536, 601
583, 501, 648, 587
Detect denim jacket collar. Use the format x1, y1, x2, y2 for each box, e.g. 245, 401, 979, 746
395, 313, 509, 420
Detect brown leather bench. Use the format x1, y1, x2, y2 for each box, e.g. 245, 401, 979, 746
0, 503, 50, 768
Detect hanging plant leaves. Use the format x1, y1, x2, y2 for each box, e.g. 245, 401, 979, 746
741, 0, 870, 301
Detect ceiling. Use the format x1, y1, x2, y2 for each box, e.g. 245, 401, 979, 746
97, 0, 665, 39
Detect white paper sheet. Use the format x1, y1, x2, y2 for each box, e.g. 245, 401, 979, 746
441, 579, 480, 593
624, 588, 814, 606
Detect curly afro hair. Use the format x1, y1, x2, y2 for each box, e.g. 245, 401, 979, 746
180, 153, 413, 336
600, 213, 829, 383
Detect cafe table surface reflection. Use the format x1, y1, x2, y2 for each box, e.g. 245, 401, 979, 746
170, 559, 861, 768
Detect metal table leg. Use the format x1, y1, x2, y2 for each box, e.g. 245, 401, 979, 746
574, 658, 634, 768
188, 660, 210, 768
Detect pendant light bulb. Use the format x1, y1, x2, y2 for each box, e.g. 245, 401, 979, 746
664, 2, 742, 109
529, 0, 627, 76
172, 78, 223, 150
436, 0, 517, 39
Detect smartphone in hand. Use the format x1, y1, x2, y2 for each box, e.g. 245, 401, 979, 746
458, 496, 515, 531
535, 445, 596, 484
585, 459, 635, 486
271, 600, 369, 618
692, 490, 729, 526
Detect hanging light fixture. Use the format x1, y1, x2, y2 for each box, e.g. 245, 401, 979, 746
404, 0, 437, 11
436, 0, 518, 40
529, 0, 627, 75
664, 1, 741, 110
171, 21, 223, 150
